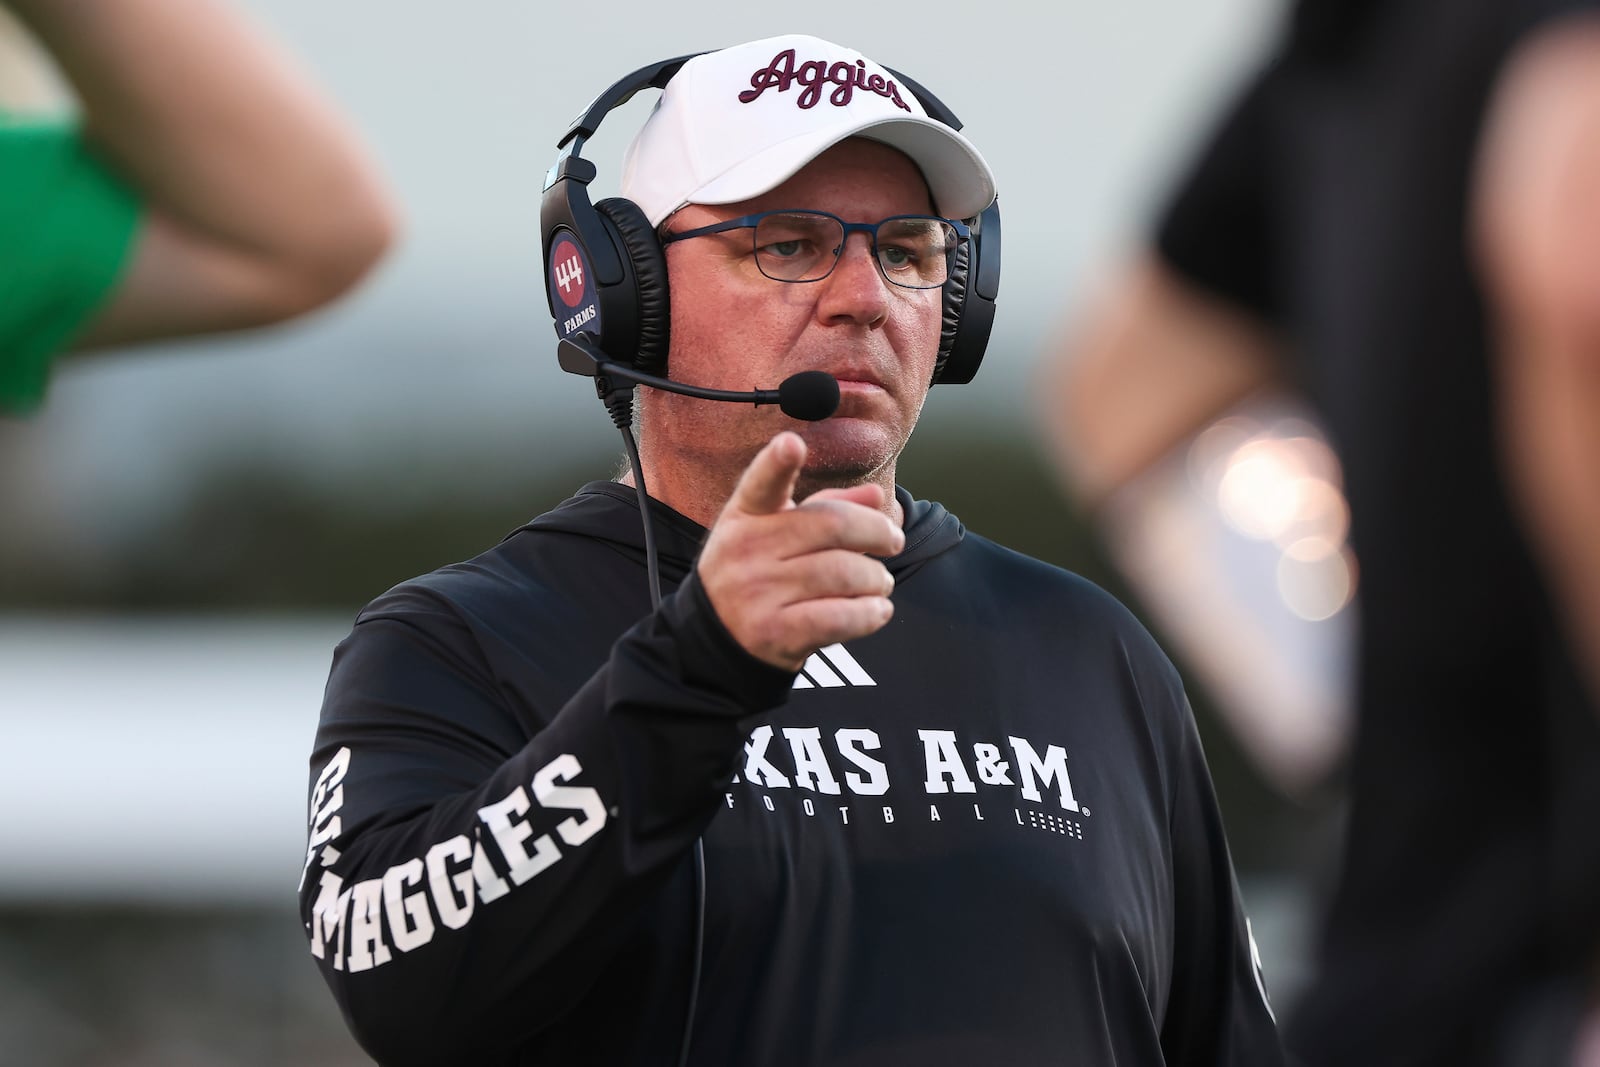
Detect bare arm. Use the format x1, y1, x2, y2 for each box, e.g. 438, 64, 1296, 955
1474, 12, 1600, 706
1035, 258, 1358, 797
1035, 251, 1286, 510
7, 0, 397, 348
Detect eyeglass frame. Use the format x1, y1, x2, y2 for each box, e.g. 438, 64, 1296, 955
658, 208, 971, 290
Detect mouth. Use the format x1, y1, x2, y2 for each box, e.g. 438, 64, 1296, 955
824, 369, 889, 394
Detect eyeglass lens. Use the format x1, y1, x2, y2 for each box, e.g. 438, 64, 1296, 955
752, 213, 956, 289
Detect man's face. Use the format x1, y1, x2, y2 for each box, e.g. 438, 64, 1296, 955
649, 139, 945, 497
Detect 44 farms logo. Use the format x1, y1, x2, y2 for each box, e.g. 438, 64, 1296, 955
548, 236, 599, 337
551, 241, 585, 303
724, 725, 1093, 839
556, 233, 595, 300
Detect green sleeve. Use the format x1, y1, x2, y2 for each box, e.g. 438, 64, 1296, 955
0, 117, 142, 413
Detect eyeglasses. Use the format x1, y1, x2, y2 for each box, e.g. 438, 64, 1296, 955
660, 209, 968, 290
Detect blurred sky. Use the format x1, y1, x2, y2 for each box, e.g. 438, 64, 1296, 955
4, 0, 1283, 532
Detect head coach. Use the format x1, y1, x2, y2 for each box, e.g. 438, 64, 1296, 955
298, 33, 1283, 1067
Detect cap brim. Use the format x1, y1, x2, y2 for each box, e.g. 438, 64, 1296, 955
682, 114, 996, 222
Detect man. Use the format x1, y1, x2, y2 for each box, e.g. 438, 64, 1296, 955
1040, 2, 1600, 1064
300, 34, 1281, 1066
0, 0, 395, 414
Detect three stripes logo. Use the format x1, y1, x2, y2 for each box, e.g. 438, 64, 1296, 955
793, 644, 876, 689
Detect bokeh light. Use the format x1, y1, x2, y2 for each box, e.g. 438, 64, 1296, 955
1192, 423, 1357, 621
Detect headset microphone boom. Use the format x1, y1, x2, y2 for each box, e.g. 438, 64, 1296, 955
556, 335, 840, 422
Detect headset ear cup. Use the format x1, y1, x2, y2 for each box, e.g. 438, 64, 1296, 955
594, 197, 671, 376
933, 243, 969, 384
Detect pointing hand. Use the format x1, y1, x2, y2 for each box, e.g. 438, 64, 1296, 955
697, 432, 905, 671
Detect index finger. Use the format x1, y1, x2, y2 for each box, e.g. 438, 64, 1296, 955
726, 432, 806, 517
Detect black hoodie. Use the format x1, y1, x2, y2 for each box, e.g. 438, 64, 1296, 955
300, 482, 1283, 1066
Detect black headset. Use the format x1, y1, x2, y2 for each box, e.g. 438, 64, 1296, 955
540, 51, 1002, 387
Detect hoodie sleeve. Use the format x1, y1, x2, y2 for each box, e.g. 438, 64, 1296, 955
297, 571, 794, 1066
1158, 691, 1287, 1065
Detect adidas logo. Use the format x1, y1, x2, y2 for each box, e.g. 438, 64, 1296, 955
793, 644, 877, 689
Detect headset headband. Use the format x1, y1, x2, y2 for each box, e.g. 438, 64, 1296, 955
540, 46, 1000, 385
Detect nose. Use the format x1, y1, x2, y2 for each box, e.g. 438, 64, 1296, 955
815, 231, 890, 328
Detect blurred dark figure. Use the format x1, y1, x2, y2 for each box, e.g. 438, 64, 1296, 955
1039, 2, 1600, 1065
0, 0, 397, 415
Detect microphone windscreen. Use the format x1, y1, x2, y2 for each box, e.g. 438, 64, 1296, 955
777, 371, 840, 422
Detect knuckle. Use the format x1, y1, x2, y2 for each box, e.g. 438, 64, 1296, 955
818, 552, 855, 590
809, 504, 849, 542
822, 552, 871, 593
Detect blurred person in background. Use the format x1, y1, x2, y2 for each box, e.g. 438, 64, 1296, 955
0, 0, 396, 416
1039, 2, 1600, 1065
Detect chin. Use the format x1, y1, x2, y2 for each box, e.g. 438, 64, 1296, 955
795, 420, 900, 485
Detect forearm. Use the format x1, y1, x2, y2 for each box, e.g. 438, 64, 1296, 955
9, 0, 394, 317
1036, 253, 1284, 511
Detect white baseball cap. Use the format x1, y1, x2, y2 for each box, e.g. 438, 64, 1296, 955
620, 33, 997, 227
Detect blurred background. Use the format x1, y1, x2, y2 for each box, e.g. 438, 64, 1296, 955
1, 0, 1351, 1061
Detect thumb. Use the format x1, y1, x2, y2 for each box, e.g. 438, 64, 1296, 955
727, 432, 806, 517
